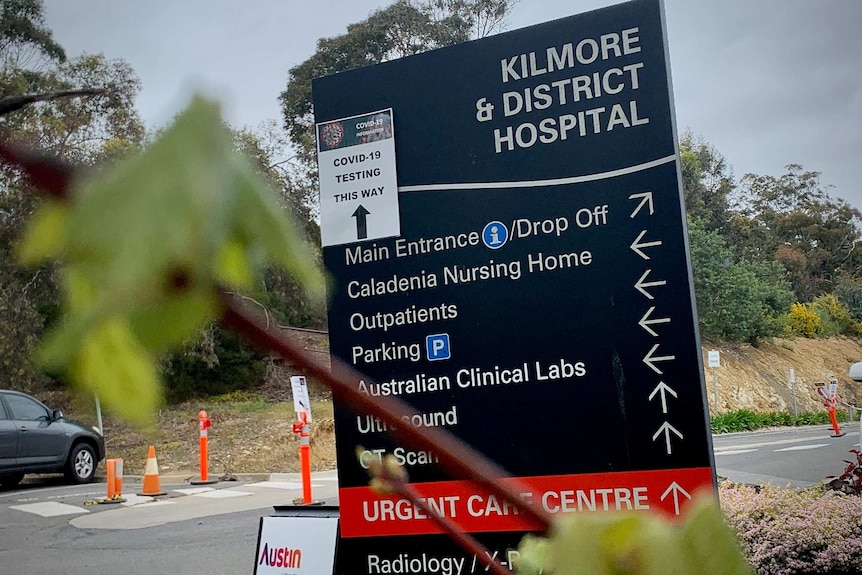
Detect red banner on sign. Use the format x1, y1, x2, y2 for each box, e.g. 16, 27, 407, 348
339, 467, 713, 537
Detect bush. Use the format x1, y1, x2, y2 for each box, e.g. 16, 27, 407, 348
721, 482, 862, 574
810, 294, 862, 337
786, 303, 820, 337
711, 410, 847, 433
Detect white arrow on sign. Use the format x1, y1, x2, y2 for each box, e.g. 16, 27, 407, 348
630, 230, 662, 260
628, 191, 654, 218
639, 306, 671, 337
643, 343, 675, 374
634, 269, 667, 300
660, 481, 691, 515
648, 381, 678, 414
653, 421, 684, 455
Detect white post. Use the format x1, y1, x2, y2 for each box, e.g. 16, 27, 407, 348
94, 393, 103, 435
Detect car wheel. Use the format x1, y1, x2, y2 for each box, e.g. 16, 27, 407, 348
65, 443, 97, 484
0, 473, 24, 489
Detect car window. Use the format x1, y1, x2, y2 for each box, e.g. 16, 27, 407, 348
0, 399, 7, 419
4, 394, 49, 421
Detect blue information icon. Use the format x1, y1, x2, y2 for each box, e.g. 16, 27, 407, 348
482, 221, 508, 249
426, 334, 451, 361
482, 222, 509, 250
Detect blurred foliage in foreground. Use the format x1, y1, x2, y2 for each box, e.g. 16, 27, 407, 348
516, 495, 752, 575
16, 98, 323, 424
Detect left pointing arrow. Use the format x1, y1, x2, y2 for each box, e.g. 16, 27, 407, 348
630, 230, 662, 260
639, 306, 671, 337
643, 343, 675, 374
352, 204, 370, 240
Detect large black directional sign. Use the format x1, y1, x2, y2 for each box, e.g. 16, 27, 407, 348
313, 0, 716, 572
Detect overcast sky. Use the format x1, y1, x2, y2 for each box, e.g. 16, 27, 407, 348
43, 0, 861, 208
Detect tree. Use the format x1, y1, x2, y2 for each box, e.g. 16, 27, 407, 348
0, 6, 145, 393
678, 131, 733, 233
733, 165, 862, 302
0, 0, 64, 72
280, 0, 516, 189
688, 217, 793, 344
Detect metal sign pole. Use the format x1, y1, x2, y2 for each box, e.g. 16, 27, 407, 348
712, 367, 718, 412
789, 368, 798, 418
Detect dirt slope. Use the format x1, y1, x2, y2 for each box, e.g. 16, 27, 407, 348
702, 336, 862, 413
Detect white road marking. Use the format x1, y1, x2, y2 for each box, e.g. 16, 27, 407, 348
774, 444, 830, 452
716, 433, 855, 451
247, 481, 303, 490
193, 489, 252, 499
120, 494, 154, 507
713, 449, 757, 456
174, 487, 215, 495
133, 500, 176, 507
10, 502, 89, 517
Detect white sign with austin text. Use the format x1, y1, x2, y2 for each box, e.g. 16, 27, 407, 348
254, 516, 338, 575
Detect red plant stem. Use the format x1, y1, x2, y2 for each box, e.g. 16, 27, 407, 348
0, 141, 74, 200
218, 291, 553, 534
395, 482, 512, 575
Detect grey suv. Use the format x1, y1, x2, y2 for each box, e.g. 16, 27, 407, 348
0, 390, 105, 488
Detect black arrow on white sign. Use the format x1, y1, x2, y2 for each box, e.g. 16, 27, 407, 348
352, 204, 370, 240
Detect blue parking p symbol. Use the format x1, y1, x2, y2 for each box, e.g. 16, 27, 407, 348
426, 334, 451, 361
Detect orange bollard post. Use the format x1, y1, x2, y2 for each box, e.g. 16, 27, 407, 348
828, 405, 843, 436
114, 458, 123, 498
106, 458, 116, 499
191, 410, 217, 485
292, 411, 312, 504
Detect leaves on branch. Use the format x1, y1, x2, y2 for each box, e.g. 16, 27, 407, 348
13, 96, 323, 424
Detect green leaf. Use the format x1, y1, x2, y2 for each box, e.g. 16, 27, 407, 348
17, 200, 68, 264
69, 317, 160, 426
21, 96, 324, 425
516, 496, 752, 575
680, 497, 753, 575
128, 291, 218, 352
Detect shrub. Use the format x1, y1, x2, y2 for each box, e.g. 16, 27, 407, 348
711, 410, 847, 433
721, 482, 862, 574
810, 294, 862, 337
786, 303, 820, 337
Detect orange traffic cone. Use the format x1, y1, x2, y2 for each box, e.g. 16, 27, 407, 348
139, 445, 167, 496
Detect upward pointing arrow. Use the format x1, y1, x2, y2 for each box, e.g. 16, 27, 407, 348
660, 481, 691, 515
648, 381, 678, 414
653, 421, 684, 455
629, 191, 654, 218
352, 204, 370, 240
630, 230, 662, 260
